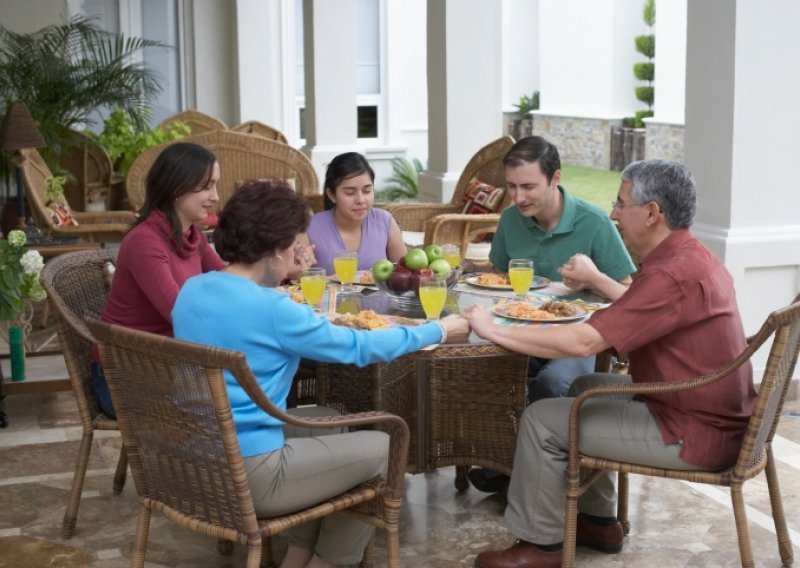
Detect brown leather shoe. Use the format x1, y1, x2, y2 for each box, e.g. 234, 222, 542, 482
474, 540, 562, 568
576, 513, 624, 553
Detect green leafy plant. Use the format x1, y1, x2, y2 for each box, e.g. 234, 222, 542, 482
631, 0, 655, 127
0, 16, 166, 171
94, 108, 191, 176
513, 91, 540, 116
375, 157, 424, 202
44, 175, 68, 203
0, 230, 47, 321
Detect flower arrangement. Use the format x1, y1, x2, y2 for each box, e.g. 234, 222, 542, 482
0, 230, 47, 321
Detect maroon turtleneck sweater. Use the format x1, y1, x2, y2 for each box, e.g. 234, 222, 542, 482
102, 210, 226, 337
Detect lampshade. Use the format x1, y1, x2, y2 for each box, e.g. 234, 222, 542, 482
0, 102, 46, 150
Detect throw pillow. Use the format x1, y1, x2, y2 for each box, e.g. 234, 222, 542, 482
461, 178, 506, 214
44, 175, 79, 226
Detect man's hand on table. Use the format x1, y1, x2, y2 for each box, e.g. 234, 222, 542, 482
440, 314, 470, 343
460, 305, 493, 341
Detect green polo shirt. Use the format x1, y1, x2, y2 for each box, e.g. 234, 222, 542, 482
489, 186, 635, 281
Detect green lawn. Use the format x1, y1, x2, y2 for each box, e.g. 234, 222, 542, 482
561, 164, 621, 213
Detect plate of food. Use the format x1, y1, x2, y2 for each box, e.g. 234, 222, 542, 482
330, 270, 376, 286
492, 300, 588, 322
325, 310, 423, 330
466, 273, 551, 290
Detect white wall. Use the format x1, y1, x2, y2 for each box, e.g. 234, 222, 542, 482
539, 0, 645, 118
650, 0, 686, 125
1, 0, 67, 32
190, 0, 236, 126
502, 0, 539, 113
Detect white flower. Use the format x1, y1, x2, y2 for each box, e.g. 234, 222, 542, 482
20, 250, 44, 275
7, 230, 26, 247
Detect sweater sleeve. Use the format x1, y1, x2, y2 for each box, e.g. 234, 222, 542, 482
200, 237, 226, 271
123, 232, 183, 322
269, 294, 442, 366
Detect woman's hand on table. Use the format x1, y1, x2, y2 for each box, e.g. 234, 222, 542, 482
439, 314, 470, 343
558, 253, 600, 290
460, 305, 494, 340
288, 242, 317, 279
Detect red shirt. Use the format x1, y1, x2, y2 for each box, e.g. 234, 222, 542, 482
102, 210, 226, 336
589, 229, 755, 469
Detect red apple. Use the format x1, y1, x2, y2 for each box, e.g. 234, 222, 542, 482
387, 266, 412, 293
410, 268, 434, 296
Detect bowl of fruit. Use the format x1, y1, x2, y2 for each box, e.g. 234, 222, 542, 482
371, 245, 462, 307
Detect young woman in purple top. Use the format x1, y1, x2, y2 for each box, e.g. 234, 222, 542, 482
307, 152, 406, 274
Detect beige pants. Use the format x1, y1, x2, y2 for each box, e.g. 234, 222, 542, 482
244, 406, 389, 565
505, 373, 705, 545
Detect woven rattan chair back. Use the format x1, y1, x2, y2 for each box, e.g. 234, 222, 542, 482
57, 130, 114, 211
381, 136, 515, 255
87, 319, 410, 568
562, 295, 800, 567
157, 109, 227, 135
39, 248, 128, 538
231, 119, 289, 144
18, 148, 135, 242
124, 130, 320, 213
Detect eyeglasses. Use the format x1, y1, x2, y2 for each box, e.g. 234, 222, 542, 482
611, 199, 647, 212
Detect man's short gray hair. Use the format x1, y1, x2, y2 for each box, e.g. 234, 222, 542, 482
621, 159, 696, 229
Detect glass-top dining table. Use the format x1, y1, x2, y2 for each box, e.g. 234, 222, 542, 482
310, 277, 606, 490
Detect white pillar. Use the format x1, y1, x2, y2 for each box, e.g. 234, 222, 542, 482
300, 0, 358, 179
234, 0, 285, 129
419, 0, 502, 204
650, 0, 686, 125
685, 0, 800, 376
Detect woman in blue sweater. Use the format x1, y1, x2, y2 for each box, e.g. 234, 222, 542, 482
172, 180, 467, 568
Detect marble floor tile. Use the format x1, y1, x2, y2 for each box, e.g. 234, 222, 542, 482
0, 392, 798, 567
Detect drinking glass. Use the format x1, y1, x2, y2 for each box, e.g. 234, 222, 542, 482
333, 250, 358, 292
300, 267, 326, 312
418, 276, 447, 320
442, 244, 462, 269
508, 259, 534, 300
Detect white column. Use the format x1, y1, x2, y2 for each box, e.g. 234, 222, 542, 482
650, 0, 686, 125
685, 0, 800, 376
300, 0, 358, 178
538, 0, 643, 119
420, 0, 502, 204
234, 0, 285, 129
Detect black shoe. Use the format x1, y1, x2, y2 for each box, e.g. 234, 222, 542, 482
467, 468, 510, 494
0, 412, 7, 428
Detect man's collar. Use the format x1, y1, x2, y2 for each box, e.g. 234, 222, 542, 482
640, 228, 693, 267
520, 186, 575, 234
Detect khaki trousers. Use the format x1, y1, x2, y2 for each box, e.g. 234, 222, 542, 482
505, 373, 705, 545
244, 406, 389, 565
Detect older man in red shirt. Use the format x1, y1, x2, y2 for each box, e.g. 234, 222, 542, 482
462, 159, 755, 568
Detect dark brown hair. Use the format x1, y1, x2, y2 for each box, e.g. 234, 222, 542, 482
214, 179, 310, 264
502, 136, 561, 184
138, 142, 217, 249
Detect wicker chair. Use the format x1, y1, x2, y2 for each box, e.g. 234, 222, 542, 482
124, 130, 321, 213
562, 295, 800, 568
231, 119, 289, 144
39, 249, 128, 539
157, 109, 227, 135
17, 149, 136, 242
56, 130, 115, 211
381, 136, 515, 258
87, 319, 410, 568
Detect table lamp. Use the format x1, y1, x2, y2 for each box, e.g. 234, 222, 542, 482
0, 102, 46, 231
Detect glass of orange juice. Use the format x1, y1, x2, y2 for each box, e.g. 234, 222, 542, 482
300, 268, 326, 312
418, 276, 448, 320
508, 259, 534, 300
333, 250, 358, 292
442, 244, 461, 269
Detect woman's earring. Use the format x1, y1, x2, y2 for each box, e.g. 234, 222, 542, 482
269, 255, 284, 269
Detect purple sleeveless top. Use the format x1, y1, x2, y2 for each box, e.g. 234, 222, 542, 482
307, 208, 393, 274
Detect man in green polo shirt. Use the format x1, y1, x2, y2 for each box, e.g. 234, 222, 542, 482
468, 135, 635, 494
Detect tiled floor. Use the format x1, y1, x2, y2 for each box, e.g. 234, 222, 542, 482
1, 389, 799, 567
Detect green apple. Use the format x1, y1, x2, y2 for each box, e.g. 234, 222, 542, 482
404, 248, 429, 271
424, 244, 444, 264
428, 258, 452, 280
371, 259, 394, 282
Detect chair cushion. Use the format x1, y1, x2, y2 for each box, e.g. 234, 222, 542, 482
462, 178, 506, 214
44, 199, 79, 226
401, 230, 425, 248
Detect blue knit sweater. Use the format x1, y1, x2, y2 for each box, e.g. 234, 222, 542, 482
172, 271, 441, 457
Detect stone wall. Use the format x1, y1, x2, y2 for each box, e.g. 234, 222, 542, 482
645, 121, 685, 163
532, 113, 621, 169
